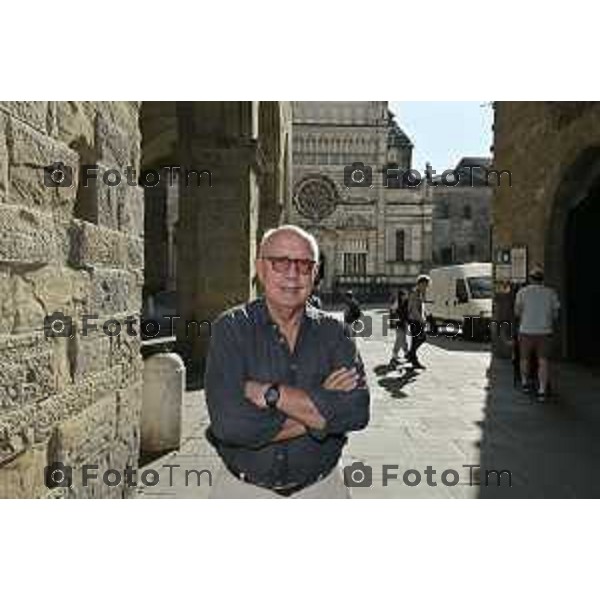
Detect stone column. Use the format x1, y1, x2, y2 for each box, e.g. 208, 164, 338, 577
175, 101, 262, 380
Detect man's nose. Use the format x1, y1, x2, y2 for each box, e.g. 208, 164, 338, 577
284, 260, 301, 276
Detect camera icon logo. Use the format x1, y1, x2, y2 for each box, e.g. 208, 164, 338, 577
347, 315, 372, 338
44, 162, 73, 188
344, 161, 373, 188
44, 311, 74, 338
343, 461, 372, 487
44, 461, 73, 489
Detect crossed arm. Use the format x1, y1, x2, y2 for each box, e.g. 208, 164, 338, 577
244, 366, 362, 442
204, 317, 370, 449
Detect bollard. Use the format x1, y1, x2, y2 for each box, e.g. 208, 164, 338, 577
141, 352, 185, 457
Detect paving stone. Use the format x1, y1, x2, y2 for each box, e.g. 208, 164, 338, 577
136, 308, 600, 499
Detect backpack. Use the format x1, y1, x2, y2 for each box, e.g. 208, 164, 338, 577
345, 299, 361, 323
390, 295, 408, 328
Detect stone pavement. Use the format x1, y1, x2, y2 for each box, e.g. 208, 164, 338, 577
136, 307, 600, 499
479, 357, 600, 498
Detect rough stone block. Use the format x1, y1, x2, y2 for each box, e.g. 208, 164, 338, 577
92, 167, 144, 235
118, 185, 144, 236
0, 333, 57, 413
0, 444, 47, 499
127, 235, 144, 271
95, 165, 122, 229
71, 329, 112, 383
7, 117, 79, 215
0, 102, 48, 133
0, 403, 36, 466
95, 114, 137, 168
14, 265, 90, 328
95, 102, 141, 139
52, 393, 116, 467
11, 272, 47, 334
54, 101, 97, 151
0, 204, 62, 266
69, 220, 142, 270
0, 333, 58, 463
88, 268, 142, 316
35, 374, 93, 444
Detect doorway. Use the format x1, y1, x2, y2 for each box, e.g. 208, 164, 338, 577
564, 180, 600, 364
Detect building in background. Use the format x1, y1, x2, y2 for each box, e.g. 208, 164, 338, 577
288, 101, 432, 302
431, 156, 492, 266
491, 101, 600, 364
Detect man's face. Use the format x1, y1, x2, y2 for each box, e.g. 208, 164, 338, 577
256, 233, 317, 310
417, 281, 429, 294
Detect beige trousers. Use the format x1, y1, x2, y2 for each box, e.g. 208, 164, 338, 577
209, 465, 350, 499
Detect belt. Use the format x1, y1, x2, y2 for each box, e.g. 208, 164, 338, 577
225, 464, 326, 497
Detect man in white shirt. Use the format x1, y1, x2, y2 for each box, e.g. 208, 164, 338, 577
514, 266, 560, 398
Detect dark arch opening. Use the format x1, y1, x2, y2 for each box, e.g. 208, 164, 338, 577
565, 181, 600, 364
546, 147, 600, 364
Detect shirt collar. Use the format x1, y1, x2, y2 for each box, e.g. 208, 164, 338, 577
255, 296, 317, 330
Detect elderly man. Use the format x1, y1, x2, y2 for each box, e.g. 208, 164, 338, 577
205, 224, 370, 498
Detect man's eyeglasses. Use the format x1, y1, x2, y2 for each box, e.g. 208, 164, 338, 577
260, 256, 317, 275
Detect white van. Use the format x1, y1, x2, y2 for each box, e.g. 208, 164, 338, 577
426, 263, 493, 339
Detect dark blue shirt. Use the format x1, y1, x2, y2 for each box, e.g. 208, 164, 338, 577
204, 297, 370, 490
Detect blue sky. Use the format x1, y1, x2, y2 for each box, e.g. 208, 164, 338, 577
389, 101, 493, 172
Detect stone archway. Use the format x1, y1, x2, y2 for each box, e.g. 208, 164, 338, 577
545, 147, 600, 363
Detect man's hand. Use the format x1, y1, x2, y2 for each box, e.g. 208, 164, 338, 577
322, 367, 361, 392
244, 380, 270, 409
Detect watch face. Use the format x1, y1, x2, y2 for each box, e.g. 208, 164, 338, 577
265, 385, 279, 407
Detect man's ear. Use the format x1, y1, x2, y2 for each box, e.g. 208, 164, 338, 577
255, 258, 265, 289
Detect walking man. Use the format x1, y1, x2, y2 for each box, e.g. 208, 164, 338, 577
514, 266, 560, 399
389, 289, 409, 367
406, 275, 431, 369
204, 225, 370, 498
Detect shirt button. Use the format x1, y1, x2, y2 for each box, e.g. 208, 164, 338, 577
276, 454, 285, 461
290, 363, 297, 371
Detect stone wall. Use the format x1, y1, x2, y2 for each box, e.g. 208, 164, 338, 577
432, 185, 492, 265
491, 101, 600, 357
0, 101, 144, 498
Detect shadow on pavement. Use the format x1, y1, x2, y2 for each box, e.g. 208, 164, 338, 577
478, 355, 600, 498
425, 335, 491, 353
373, 362, 422, 399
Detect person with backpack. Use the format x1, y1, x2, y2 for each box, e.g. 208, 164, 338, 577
343, 290, 362, 325
405, 275, 431, 369
389, 289, 409, 367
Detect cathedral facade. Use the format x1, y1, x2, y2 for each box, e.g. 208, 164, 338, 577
288, 102, 432, 301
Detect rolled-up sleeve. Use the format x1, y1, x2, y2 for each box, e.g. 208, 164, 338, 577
204, 315, 286, 449
306, 325, 370, 436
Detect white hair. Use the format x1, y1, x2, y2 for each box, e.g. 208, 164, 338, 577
259, 225, 320, 262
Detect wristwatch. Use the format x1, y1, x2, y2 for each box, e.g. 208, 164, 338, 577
264, 383, 281, 409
